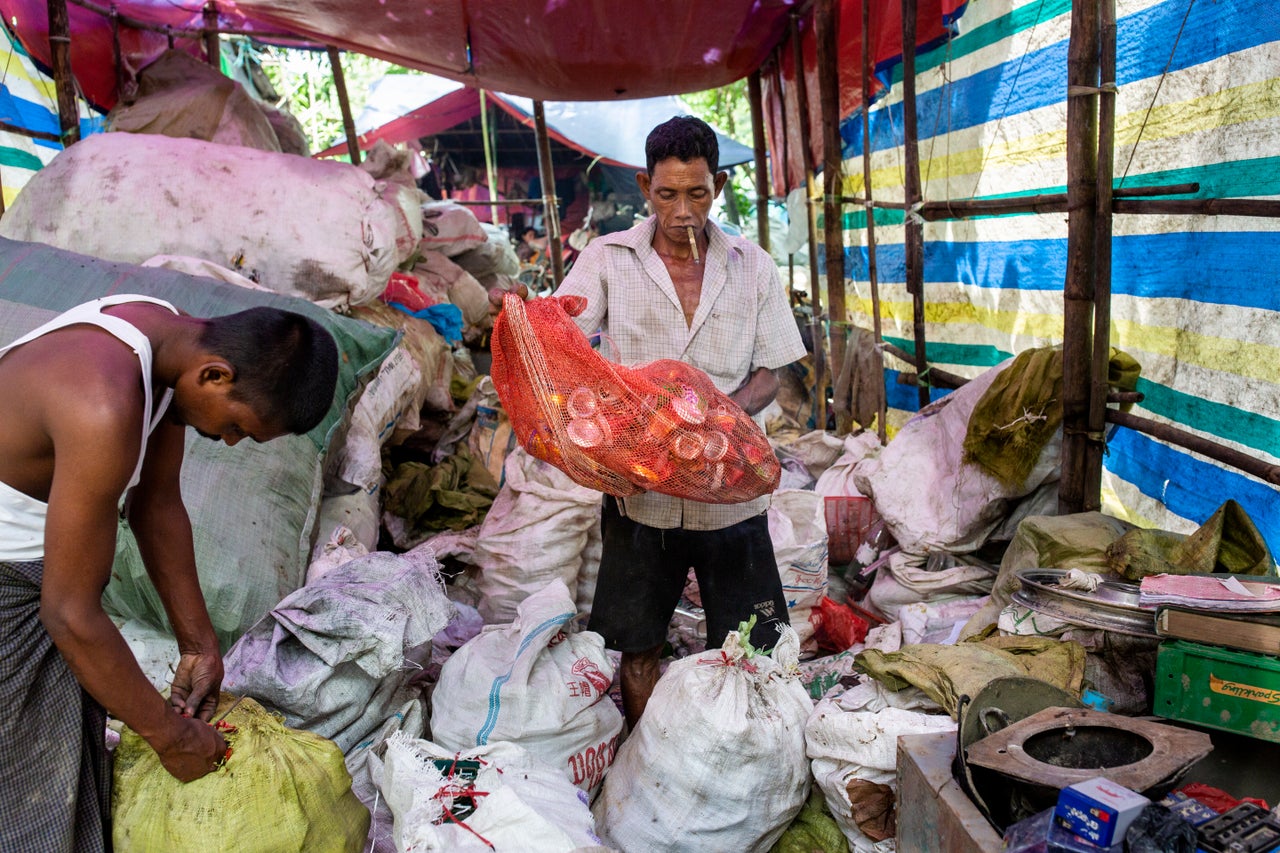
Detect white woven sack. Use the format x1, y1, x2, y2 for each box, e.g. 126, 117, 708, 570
420, 201, 487, 257
806, 680, 955, 852
472, 448, 603, 625
430, 579, 623, 793
768, 489, 828, 651
593, 626, 812, 853
332, 344, 422, 494
223, 546, 455, 752
0, 132, 402, 309
851, 358, 1061, 557
380, 735, 603, 852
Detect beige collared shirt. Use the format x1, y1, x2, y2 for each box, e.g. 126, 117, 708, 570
556, 216, 806, 530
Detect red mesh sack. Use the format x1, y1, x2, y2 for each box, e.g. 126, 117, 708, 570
490, 293, 780, 503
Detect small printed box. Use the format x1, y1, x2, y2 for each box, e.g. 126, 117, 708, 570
1054, 777, 1150, 847
1158, 791, 1219, 828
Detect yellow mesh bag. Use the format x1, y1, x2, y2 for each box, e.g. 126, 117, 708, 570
112, 694, 369, 852
491, 293, 780, 503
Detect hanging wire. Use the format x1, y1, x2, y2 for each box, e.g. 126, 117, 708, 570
1117, 0, 1197, 186
966, 0, 1048, 199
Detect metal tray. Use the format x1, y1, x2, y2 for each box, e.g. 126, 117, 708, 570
1011, 569, 1157, 637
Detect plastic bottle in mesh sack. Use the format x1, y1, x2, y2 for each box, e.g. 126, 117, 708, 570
491, 292, 779, 503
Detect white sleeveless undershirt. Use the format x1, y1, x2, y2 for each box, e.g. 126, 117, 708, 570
0, 295, 179, 560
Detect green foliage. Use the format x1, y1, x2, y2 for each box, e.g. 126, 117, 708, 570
257, 46, 406, 155
682, 80, 759, 220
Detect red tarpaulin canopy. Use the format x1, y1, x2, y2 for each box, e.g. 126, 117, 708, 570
0, 0, 801, 109
763, 0, 966, 195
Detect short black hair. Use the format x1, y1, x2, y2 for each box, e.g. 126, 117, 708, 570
645, 115, 719, 176
198, 307, 338, 435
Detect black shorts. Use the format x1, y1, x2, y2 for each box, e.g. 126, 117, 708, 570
587, 496, 790, 653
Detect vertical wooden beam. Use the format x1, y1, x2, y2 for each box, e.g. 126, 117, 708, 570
1060, 0, 1101, 513
533, 100, 565, 287
747, 70, 771, 255
47, 0, 79, 146
1085, 0, 1117, 510
901, 0, 929, 410
327, 46, 361, 166
202, 2, 219, 68
792, 14, 827, 431
816, 0, 850, 434
862, 0, 887, 443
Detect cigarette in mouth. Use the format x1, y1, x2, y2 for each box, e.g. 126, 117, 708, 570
687, 226, 700, 264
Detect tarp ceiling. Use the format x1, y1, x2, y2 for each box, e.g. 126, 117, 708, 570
0, 0, 801, 110
316, 75, 755, 172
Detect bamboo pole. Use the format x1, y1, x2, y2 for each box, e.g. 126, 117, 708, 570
109, 5, 127, 106
862, 0, 887, 442
792, 14, 827, 430
816, 0, 850, 433
1059, 0, 1101, 514
1106, 410, 1280, 487
479, 90, 500, 226
1084, 0, 1117, 510
202, 2, 219, 68
327, 46, 361, 166
747, 70, 771, 255
841, 182, 1200, 216
883, 341, 968, 389
47, 0, 79, 146
1112, 198, 1280, 217
0, 121, 62, 143
900, 0, 928, 410
532, 100, 565, 287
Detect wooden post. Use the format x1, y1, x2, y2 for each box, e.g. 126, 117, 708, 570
792, 14, 827, 431
47, 0, 79, 146
747, 70, 771, 255
327, 46, 361, 166
900, 0, 929, 410
1060, 0, 1101, 514
202, 2, 219, 68
1085, 0, 1117, 510
816, 0, 850, 433
533, 100, 565, 287
862, 0, 887, 442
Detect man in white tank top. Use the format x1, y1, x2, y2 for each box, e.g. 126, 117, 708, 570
0, 295, 338, 852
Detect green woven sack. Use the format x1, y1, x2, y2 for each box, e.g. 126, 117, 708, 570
112, 695, 369, 852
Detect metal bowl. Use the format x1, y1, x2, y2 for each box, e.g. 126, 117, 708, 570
1011, 568, 1157, 637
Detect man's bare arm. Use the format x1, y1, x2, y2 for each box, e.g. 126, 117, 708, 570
729, 366, 780, 416
40, 391, 224, 782
128, 417, 223, 721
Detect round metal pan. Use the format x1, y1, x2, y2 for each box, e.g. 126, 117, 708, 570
1011, 568, 1157, 637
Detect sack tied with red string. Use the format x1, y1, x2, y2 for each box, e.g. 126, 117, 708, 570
490, 293, 780, 503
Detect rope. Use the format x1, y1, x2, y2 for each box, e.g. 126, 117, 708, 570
1118, 0, 1197, 186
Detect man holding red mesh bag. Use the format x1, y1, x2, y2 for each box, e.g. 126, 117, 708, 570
532, 116, 806, 727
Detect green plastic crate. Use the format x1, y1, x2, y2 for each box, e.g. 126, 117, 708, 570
1154, 640, 1280, 743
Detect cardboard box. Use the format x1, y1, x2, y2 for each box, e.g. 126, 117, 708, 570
1054, 778, 1149, 847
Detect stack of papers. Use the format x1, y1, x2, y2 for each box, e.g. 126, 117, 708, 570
1139, 574, 1280, 613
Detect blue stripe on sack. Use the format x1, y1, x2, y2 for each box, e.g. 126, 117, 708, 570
846, 233, 1280, 310
475, 611, 575, 746
1103, 428, 1280, 559
842, 0, 1280, 159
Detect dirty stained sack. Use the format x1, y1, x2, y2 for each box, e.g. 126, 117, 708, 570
431, 579, 623, 794
113, 694, 368, 853
594, 626, 812, 853
223, 547, 455, 753
379, 735, 602, 852
856, 634, 1085, 718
